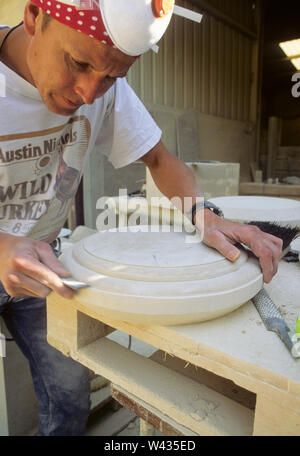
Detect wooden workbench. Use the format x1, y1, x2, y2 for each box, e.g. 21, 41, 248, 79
239, 182, 300, 201
47, 260, 300, 436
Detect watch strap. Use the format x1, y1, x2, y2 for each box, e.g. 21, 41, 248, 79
191, 200, 224, 225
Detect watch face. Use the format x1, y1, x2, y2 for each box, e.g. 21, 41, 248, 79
204, 201, 223, 217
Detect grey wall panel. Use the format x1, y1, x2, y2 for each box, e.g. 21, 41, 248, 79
83, 0, 259, 223
127, 0, 256, 123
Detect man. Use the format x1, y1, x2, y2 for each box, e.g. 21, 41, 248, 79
0, 0, 282, 435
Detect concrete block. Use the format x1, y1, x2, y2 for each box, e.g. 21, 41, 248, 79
196, 112, 255, 182
146, 104, 181, 157
177, 109, 201, 163
146, 162, 240, 202
83, 150, 146, 229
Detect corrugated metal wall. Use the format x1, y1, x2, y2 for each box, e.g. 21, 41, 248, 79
207, 0, 256, 31
127, 0, 257, 122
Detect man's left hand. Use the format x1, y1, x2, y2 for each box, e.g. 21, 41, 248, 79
195, 209, 283, 283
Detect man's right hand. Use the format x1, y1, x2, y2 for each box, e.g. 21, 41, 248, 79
0, 233, 75, 299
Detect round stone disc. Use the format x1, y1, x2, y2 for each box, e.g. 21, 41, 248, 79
211, 196, 300, 227
61, 226, 263, 325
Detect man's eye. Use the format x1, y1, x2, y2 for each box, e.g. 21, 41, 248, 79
71, 58, 89, 70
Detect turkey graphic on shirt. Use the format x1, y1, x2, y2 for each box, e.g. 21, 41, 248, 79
54, 148, 80, 216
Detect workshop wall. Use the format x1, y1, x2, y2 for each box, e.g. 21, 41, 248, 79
125, 0, 260, 180
84, 1, 261, 227
127, 0, 257, 123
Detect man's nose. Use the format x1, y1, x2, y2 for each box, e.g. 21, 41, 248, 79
74, 74, 107, 105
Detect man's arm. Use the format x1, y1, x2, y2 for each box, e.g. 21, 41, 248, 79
140, 140, 283, 283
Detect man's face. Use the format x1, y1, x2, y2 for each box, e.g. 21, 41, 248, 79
26, 11, 136, 116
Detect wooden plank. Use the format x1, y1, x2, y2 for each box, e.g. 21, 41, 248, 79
47, 294, 114, 355
65, 300, 300, 403
47, 274, 300, 416
150, 351, 256, 411
253, 393, 300, 436
151, 351, 300, 436
47, 263, 300, 436
72, 337, 254, 436
240, 182, 300, 197
111, 385, 196, 436
149, 352, 300, 436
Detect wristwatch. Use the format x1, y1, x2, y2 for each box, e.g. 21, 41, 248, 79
190, 200, 224, 225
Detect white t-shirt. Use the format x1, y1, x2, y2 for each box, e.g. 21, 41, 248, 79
0, 41, 161, 241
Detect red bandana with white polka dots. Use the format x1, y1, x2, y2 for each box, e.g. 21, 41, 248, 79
31, 0, 115, 47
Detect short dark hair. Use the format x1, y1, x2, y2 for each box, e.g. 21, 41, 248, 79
41, 11, 52, 31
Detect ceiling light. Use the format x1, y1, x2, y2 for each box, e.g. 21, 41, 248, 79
280, 39, 300, 57
291, 58, 300, 70
280, 39, 300, 70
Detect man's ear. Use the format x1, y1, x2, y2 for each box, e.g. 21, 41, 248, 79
23, 1, 42, 37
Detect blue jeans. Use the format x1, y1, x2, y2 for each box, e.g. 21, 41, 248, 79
0, 287, 91, 436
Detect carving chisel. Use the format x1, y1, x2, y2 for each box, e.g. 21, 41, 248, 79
61, 277, 90, 290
